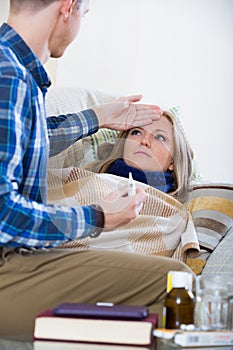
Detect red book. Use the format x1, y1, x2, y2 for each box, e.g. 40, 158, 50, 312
34, 309, 158, 346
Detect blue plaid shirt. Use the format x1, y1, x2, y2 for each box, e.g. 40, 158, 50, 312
0, 23, 101, 248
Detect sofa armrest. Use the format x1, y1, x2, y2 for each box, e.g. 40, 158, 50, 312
202, 225, 233, 281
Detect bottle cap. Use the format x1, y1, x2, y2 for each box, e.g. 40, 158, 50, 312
167, 271, 193, 292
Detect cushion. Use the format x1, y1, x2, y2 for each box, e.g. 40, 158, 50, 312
168, 106, 202, 182
186, 184, 233, 271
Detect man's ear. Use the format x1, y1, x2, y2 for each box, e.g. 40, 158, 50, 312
60, 0, 74, 21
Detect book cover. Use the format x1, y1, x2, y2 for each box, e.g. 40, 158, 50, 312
54, 302, 148, 319
34, 340, 153, 350
34, 309, 158, 346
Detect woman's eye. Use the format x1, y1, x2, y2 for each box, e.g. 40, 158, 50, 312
155, 134, 165, 141
131, 129, 141, 136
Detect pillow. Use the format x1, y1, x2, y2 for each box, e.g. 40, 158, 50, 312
82, 128, 119, 165
46, 86, 116, 116
167, 106, 202, 182
186, 184, 233, 265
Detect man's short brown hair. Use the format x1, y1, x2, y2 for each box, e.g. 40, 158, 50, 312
10, 0, 83, 13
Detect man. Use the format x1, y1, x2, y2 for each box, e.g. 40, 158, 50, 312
0, 0, 194, 337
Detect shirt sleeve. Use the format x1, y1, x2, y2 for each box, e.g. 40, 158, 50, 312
47, 109, 99, 157
0, 74, 103, 248
0, 190, 104, 248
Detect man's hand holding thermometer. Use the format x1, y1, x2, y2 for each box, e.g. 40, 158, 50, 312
98, 172, 146, 230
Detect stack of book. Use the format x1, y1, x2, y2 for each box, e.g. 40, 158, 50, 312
33, 302, 158, 348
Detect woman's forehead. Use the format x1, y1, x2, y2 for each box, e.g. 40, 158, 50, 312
138, 116, 173, 134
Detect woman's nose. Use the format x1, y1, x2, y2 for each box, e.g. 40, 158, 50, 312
141, 136, 151, 147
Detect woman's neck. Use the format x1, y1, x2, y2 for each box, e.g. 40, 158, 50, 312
107, 159, 175, 193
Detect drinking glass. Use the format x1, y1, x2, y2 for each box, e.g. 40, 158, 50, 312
195, 275, 230, 330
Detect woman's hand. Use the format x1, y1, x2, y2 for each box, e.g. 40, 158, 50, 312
98, 186, 147, 230
92, 95, 162, 130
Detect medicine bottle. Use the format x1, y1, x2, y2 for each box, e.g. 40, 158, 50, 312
163, 271, 195, 329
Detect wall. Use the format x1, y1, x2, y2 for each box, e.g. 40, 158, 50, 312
57, 0, 233, 184
1, 0, 232, 183
0, 1, 9, 22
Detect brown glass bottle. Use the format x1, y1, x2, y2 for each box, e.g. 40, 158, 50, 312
164, 287, 195, 329
163, 271, 195, 329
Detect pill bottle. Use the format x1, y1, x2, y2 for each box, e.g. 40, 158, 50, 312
163, 271, 195, 329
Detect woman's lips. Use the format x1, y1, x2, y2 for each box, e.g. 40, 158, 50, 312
134, 151, 150, 158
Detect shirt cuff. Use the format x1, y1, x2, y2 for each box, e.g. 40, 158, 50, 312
89, 204, 105, 238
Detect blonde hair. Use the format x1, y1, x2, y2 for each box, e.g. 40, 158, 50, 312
85, 111, 194, 202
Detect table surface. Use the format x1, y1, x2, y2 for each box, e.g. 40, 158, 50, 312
1, 337, 233, 350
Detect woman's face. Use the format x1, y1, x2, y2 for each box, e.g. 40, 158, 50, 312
123, 116, 175, 172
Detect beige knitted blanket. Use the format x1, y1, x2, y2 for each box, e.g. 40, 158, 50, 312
47, 167, 200, 262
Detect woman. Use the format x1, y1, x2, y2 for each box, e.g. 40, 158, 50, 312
85, 110, 194, 203
54, 110, 199, 272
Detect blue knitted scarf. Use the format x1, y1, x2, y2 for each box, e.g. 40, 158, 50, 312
107, 159, 175, 193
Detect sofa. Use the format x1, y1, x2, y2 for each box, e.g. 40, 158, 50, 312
45, 85, 233, 282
